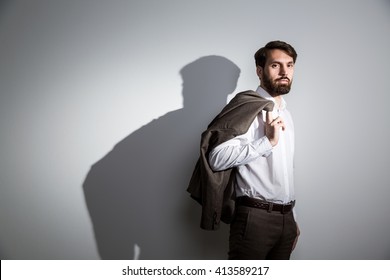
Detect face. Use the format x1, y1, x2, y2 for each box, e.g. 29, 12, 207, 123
257, 49, 295, 97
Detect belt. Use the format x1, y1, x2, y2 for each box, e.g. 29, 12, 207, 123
236, 196, 295, 214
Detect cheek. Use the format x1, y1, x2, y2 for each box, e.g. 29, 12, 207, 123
266, 70, 278, 80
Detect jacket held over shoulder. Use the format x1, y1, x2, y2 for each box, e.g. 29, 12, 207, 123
187, 90, 274, 230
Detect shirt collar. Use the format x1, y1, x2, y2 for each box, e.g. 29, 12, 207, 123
255, 86, 287, 111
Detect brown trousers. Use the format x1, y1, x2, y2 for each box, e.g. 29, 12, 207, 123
228, 205, 297, 260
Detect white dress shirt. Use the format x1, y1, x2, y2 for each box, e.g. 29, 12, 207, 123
208, 86, 295, 205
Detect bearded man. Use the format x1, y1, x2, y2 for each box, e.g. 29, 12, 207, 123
188, 40, 300, 259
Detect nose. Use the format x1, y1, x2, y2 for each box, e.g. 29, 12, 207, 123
279, 65, 287, 75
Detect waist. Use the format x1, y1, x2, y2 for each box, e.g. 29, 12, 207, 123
236, 196, 295, 214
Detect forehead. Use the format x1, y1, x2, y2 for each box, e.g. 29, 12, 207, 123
266, 49, 294, 63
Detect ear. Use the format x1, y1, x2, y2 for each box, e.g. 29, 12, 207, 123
256, 66, 263, 79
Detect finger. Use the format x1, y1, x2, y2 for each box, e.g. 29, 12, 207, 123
266, 111, 273, 124
273, 118, 286, 131
278, 119, 286, 131
271, 116, 282, 126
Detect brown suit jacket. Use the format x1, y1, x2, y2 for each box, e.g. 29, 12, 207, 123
187, 90, 274, 230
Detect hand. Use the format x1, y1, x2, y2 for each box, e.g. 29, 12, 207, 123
265, 112, 285, 147
292, 223, 300, 251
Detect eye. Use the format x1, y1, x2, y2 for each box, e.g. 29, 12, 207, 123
287, 63, 294, 68
271, 64, 279, 69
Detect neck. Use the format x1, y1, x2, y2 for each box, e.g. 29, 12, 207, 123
273, 95, 282, 109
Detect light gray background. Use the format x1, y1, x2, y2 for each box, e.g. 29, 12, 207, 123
1, 0, 389, 259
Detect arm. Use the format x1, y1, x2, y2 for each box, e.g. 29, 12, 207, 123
208, 135, 273, 171
208, 112, 285, 171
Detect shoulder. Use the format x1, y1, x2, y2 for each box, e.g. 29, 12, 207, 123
229, 90, 269, 105
228, 90, 274, 111
233, 90, 259, 100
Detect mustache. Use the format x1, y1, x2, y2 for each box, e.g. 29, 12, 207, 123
276, 77, 290, 82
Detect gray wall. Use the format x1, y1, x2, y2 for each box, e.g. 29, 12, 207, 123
1, 0, 389, 259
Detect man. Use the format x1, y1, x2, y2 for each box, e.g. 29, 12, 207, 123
188, 40, 299, 260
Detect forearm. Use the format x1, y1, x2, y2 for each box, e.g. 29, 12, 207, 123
208, 135, 273, 171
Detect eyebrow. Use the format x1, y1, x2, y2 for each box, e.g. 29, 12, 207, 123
269, 60, 294, 65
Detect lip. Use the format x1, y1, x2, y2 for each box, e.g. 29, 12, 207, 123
278, 79, 289, 83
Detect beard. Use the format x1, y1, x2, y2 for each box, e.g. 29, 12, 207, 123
262, 73, 292, 97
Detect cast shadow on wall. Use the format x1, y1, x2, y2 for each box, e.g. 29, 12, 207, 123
83, 56, 241, 259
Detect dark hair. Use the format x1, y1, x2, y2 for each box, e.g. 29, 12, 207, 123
254, 40, 297, 68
